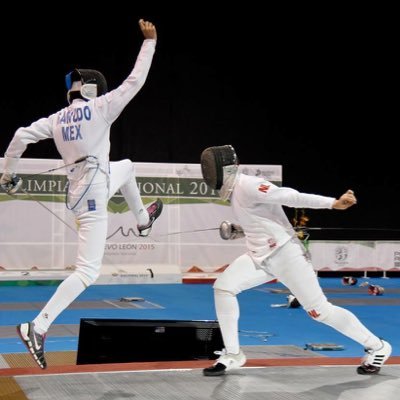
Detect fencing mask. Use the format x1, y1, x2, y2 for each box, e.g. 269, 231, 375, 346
65, 69, 108, 104
200, 145, 239, 200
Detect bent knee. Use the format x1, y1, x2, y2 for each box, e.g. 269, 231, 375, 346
213, 280, 242, 296
306, 301, 334, 322
122, 159, 135, 173
115, 159, 134, 173
214, 287, 236, 297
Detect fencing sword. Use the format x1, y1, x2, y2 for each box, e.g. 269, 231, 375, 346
146, 227, 220, 243
157, 225, 400, 237
19, 157, 88, 181
157, 227, 220, 236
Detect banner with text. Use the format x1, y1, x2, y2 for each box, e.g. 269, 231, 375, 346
0, 158, 282, 282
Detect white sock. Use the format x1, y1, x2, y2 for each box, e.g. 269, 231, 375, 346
33, 273, 87, 335
214, 289, 240, 354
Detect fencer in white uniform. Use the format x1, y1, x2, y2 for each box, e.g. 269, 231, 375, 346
200, 145, 392, 376
0, 19, 162, 369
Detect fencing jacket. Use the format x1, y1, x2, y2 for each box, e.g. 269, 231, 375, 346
4, 39, 156, 183
230, 173, 335, 265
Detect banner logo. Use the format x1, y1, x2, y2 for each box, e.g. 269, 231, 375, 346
335, 246, 349, 263
394, 251, 400, 268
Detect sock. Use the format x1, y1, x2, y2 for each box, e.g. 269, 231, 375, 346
33, 273, 87, 335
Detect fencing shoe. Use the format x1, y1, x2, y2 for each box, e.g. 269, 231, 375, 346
357, 339, 392, 375
17, 322, 47, 369
137, 198, 163, 237
203, 349, 246, 376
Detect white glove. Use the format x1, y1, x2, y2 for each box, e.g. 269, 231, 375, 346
1, 155, 22, 194
219, 220, 245, 240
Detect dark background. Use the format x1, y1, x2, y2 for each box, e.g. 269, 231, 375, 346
0, 5, 397, 237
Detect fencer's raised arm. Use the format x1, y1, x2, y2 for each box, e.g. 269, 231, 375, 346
1, 19, 158, 181
139, 18, 157, 40
96, 19, 157, 123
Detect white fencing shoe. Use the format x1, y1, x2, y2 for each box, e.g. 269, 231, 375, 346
203, 349, 246, 376
357, 339, 392, 375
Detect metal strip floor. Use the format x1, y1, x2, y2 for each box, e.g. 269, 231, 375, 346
1, 363, 399, 399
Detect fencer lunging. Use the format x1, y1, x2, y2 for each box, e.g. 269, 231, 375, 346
200, 145, 392, 376
0, 19, 162, 369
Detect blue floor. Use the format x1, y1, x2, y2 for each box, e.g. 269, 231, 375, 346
0, 277, 398, 358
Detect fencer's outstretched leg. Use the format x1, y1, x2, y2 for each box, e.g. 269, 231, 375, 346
18, 193, 108, 369
17, 272, 88, 369
273, 242, 392, 375
309, 303, 392, 374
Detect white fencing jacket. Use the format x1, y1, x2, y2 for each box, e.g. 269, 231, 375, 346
230, 173, 335, 265
4, 39, 156, 183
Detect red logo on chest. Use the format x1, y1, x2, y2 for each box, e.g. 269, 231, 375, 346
258, 184, 270, 193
